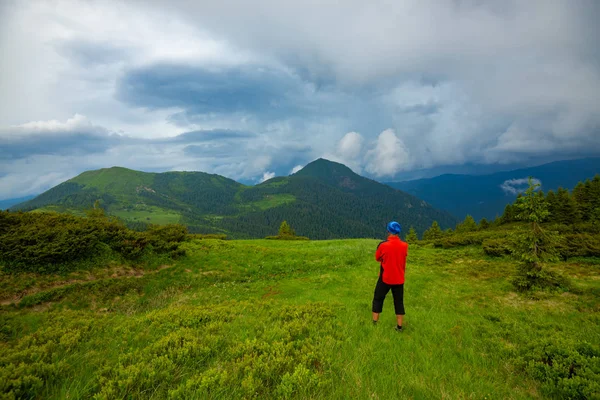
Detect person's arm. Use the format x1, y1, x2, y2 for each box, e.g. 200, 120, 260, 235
375, 241, 385, 262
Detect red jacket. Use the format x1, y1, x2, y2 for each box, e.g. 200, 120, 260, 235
375, 236, 408, 285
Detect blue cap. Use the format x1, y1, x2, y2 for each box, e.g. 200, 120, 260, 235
387, 221, 401, 235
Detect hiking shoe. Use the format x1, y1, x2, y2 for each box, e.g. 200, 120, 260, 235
395, 325, 403, 332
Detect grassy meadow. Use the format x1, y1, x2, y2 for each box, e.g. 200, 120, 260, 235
1, 238, 599, 399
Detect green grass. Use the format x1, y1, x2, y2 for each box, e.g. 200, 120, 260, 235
249, 194, 296, 210
257, 177, 290, 188
1, 240, 599, 399
111, 206, 182, 224
70, 167, 154, 192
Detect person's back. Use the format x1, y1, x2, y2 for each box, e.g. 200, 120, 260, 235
376, 235, 408, 285
372, 221, 408, 331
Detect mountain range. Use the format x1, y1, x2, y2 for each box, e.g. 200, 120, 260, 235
10, 159, 457, 239
386, 157, 600, 221
0, 195, 35, 211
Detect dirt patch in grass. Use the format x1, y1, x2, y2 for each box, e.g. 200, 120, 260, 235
0, 265, 172, 306
499, 291, 577, 313
262, 285, 282, 298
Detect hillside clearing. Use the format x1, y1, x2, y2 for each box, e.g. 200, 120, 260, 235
1, 240, 599, 399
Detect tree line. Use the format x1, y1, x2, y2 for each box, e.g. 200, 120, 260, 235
410, 175, 600, 241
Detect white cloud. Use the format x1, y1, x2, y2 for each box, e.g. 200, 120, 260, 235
500, 178, 542, 195
290, 165, 303, 174
365, 129, 411, 177
2, 114, 106, 136
259, 171, 276, 182
0, 0, 599, 196
337, 132, 363, 160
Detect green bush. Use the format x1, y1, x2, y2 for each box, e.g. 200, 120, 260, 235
0, 315, 94, 399
511, 264, 570, 292
433, 231, 498, 248
145, 224, 189, 257
555, 233, 600, 259
0, 211, 188, 273
516, 338, 600, 399
482, 239, 512, 257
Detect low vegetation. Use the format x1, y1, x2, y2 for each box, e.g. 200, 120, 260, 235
1, 231, 599, 398
265, 221, 309, 240
1, 174, 599, 398
0, 210, 187, 274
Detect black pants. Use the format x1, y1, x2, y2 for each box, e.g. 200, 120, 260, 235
372, 276, 405, 315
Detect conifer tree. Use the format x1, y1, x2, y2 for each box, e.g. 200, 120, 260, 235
423, 221, 443, 240
555, 187, 579, 224
478, 218, 489, 230
406, 226, 418, 242
545, 190, 557, 222
278, 220, 296, 237
511, 177, 566, 291
591, 175, 600, 199
501, 204, 514, 224
573, 180, 592, 219
456, 214, 477, 233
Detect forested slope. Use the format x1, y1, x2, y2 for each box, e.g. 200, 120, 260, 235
11, 159, 457, 239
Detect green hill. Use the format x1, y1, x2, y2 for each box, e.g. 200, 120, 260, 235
11, 159, 457, 238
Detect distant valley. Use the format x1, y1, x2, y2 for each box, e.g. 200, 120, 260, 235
0, 195, 35, 210
386, 157, 600, 221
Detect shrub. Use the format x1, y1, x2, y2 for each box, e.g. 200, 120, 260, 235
145, 224, 188, 257
433, 231, 497, 248
482, 239, 512, 257
0, 212, 188, 273
516, 338, 600, 399
265, 221, 309, 240
555, 233, 600, 259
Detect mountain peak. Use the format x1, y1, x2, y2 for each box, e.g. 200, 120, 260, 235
294, 158, 378, 192
296, 158, 357, 178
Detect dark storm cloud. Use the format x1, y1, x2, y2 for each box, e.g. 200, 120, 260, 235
0, 126, 264, 161
183, 144, 236, 158
116, 62, 376, 126
0, 131, 121, 160
117, 64, 307, 118
170, 129, 257, 143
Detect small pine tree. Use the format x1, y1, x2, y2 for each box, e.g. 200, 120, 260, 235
591, 175, 600, 200
456, 215, 477, 233
510, 177, 567, 291
478, 218, 490, 230
278, 220, 296, 237
573, 180, 592, 220
423, 221, 443, 240
546, 190, 558, 222
555, 187, 579, 224
501, 204, 514, 224
86, 199, 106, 219
406, 226, 418, 242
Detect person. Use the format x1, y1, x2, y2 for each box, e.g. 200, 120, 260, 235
372, 221, 408, 331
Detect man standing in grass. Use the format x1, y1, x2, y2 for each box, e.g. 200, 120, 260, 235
372, 221, 408, 331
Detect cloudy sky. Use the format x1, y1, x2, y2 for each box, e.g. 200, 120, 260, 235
1, 0, 599, 199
